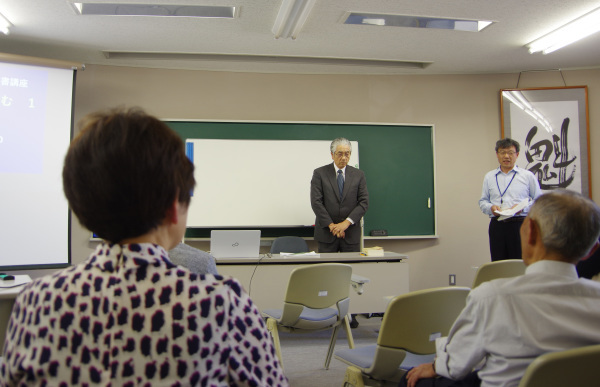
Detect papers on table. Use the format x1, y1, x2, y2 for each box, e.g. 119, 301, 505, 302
363, 246, 384, 257
279, 252, 321, 258
496, 199, 530, 221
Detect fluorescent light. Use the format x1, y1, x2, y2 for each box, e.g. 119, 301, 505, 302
72, 3, 236, 18
362, 18, 386, 26
272, 0, 317, 39
528, 6, 600, 54
0, 12, 12, 35
344, 13, 494, 32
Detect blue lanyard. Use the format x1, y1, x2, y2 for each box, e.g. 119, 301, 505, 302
495, 170, 517, 205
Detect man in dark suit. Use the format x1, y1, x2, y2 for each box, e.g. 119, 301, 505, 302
310, 137, 369, 252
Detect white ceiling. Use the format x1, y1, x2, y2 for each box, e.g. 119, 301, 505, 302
1, 0, 600, 75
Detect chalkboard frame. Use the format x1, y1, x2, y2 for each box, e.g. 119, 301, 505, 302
165, 120, 437, 239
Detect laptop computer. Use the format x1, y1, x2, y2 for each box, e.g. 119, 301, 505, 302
210, 230, 261, 258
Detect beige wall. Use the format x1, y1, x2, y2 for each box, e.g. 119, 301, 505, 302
69, 65, 600, 291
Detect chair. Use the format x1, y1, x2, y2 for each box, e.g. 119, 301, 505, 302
335, 286, 470, 387
518, 344, 600, 387
472, 259, 526, 288
270, 236, 309, 254
262, 263, 354, 369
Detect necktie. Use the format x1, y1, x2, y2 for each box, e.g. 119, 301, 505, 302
337, 170, 344, 198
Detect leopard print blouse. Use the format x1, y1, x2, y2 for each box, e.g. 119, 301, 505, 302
0, 243, 288, 387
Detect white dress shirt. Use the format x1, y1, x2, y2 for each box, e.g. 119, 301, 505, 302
435, 260, 600, 387
479, 166, 541, 217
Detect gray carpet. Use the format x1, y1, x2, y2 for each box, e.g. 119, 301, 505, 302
278, 314, 382, 387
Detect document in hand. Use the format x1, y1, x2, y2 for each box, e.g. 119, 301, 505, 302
496, 199, 530, 220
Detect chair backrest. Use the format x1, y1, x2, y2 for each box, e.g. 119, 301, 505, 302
472, 259, 526, 288
270, 236, 309, 254
360, 287, 470, 381
284, 263, 352, 309
378, 287, 471, 355
518, 344, 600, 387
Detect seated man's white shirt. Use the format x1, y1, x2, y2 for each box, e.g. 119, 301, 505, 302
435, 260, 600, 387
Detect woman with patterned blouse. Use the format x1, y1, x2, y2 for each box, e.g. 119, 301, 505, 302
0, 108, 288, 387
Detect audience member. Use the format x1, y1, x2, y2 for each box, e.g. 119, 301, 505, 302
0, 108, 287, 386
403, 189, 600, 387
169, 242, 218, 275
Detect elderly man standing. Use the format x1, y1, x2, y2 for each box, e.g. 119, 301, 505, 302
479, 138, 541, 261
402, 189, 600, 387
310, 137, 369, 253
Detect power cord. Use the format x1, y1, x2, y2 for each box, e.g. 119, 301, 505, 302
248, 253, 270, 296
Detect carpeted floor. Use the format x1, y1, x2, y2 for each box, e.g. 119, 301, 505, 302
278, 314, 383, 387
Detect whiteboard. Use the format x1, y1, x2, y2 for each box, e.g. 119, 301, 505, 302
185, 139, 359, 227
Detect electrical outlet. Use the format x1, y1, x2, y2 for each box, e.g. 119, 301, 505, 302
449, 274, 456, 286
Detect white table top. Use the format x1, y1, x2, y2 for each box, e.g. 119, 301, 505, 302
0, 275, 31, 299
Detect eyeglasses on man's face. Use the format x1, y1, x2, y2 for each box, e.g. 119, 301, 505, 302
334, 151, 351, 158
497, 150, 517, 156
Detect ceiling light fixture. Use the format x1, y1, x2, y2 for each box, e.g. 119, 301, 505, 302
344, 13, 493, 32
71, 3, 236, 18
272, 0, 317, 39
527, 6, 600, 54
0, 12, 12, 35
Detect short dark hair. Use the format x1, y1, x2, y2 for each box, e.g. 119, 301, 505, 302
495, 138, 520, 153
528, 190, 600, 262
63, 107, 195, 243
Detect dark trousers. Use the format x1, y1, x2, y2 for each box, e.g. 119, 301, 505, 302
488, 217, 525, 261
318, 238, 359, 253
398, 371, 481, 387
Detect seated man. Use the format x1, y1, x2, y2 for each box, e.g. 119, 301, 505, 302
169, 242, 218, 275
402, 189, 600, 387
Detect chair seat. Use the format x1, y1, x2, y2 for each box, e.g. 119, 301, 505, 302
263, 307, 339, 329
336, 345, 435, 371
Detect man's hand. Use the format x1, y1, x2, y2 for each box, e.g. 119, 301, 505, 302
491, 205, 502, 216
329, 220, 351, 238
405, 363, 437, 387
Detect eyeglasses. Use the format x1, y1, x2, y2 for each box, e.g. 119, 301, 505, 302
497, 150, 517, 156
334, 151, 351, 158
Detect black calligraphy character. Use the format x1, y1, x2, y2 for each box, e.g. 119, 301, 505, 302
551, 118, 577, 188
525, 118, 577, 189
525, 126, 556, 185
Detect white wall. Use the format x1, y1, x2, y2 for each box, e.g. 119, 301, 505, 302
64, 65, 600, 291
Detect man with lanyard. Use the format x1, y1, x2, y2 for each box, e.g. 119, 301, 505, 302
479, 138, 541, 261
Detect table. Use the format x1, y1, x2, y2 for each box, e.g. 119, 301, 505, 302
216, 252, 408, 314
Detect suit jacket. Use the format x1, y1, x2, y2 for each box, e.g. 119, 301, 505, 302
310, 163, 369, 244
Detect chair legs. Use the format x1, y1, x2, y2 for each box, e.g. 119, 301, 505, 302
343, 315, 355, 349
266, 318, 284, 369
268, 315, 355, 371
325, 315, 356, 369
343, 366, 365, 387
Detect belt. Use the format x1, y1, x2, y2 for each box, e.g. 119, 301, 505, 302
493, 216, 526, 223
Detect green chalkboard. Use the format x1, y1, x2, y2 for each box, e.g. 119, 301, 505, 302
166, 121, 436, 238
